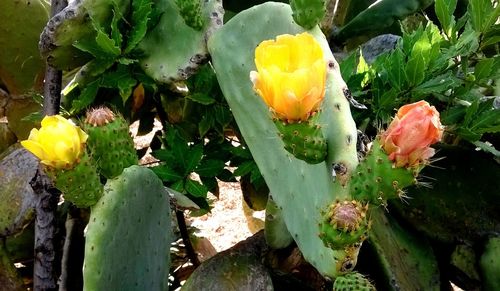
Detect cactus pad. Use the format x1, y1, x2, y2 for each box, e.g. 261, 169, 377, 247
83, 165, 171, 290
48, 151, 103, 208
175, 0, 205, 30
290, 0, 326, 30
274, 113, 327, 164
350, 139, 417, 206
136, 0, 223, 83
208, 2, 359, 277
0, 0, 48, 95
333, 272, 376, 291
83, 107, 138, 179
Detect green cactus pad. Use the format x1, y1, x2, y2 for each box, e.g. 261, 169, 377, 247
0, 0, 48, 95
480, 237, 500, 291
83, 107, 138, 179
83, 165, 171, 291
48, 151, 103, 208
265, 196, 294, 249
350, 139, 417, 206
274, 113, 327, 164
136, 0, 223, 84
290, 0, 326, 30
319, 200, 369, 250
333, 272, 376, 291
208, 2, 359, 277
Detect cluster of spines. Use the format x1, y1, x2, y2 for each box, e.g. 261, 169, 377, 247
333, 272, 376, 291
46, 151, 103, 208
274, 113, 327, 164
349, 139, 418, 206
319, 200, 370, 250
83, 107, 138, 179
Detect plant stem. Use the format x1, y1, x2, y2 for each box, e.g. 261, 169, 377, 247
175, 210, 200, 267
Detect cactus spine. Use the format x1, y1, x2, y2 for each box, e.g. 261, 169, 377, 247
83, 106, 138, 179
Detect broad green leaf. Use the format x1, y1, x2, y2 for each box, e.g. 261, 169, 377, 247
187, 93, 216, 105
152, 149, 176, 163
152, 165, 184, 182
111, 8, 123, 48
171, 180, 185, 193
73, 38, 109, 58
385, 48, 406, 91
357, 51, 371, 87
233, 160, 257, 177
412, 71, 462, 98
180, 143, 204, 174
125, 0, 153, 53
405, 52, 426, 87
195, 159, 226, 177
475, 58, 495, 81
71, 79, 100, 113
435, 0, 457, 36
468, 0, 492, 33
214, 105, 232, 128
185, 179, 208, 197
198, 114, 214, 137
100, 65, 138, 103
340, 50, 358, 81
94, 22, 121, 57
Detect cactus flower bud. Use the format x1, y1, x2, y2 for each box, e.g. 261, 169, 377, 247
250, 32, 327, 122
380, 101, 443, 168
21, 115, 88, 169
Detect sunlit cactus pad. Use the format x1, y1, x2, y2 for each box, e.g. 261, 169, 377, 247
83, 165, 171, 290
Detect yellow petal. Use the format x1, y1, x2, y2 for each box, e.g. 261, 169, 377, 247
21, 140, 47, 160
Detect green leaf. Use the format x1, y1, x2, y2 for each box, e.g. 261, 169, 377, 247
233, 160, 257, 177
217, 169, 237, 182
357, 51, 371, 87
214, 105, 232, 128
475, 58, 495, 81
412, 71, 462, 98
71, 79, 100, 113
172, 140, 203, 175
187, 93, 216, 105
405, 36, 431, 86
152, 149, 176, 163
198, 114, 214, 137
185, 179, 208, 197
385, 48, 406, 91
94, 23, 121, 58
171, 180, 185, 193
340, 50, 358, 81
152, 165, 184, 182
468, 0, 493, 33
195, 159, 226, 177
435, 0, 457, 36
99, 65, 138, 103
111, 8, 123, 48
125, 0, 153, 53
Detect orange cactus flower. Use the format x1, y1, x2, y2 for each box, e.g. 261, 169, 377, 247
250, 32, 327, 122
21, 115, 88, 169
380, 101, 443, 168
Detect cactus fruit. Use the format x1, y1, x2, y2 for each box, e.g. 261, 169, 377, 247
46, 151, 103, 208
290, 0, 327, 30
0, 0, 48, 95
349, 139, 417, 206
175, 0, 205, 30
83, 166, 172, 290
82, 107, 138, 179
333, 272, 376, 291
208, 2, 359, 277
136, 0, 223, 84
274, 113, 327, 164
319, 200, 369, 250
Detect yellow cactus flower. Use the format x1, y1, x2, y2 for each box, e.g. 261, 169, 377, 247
250, 32, 327, 122
21, 115, 88, 169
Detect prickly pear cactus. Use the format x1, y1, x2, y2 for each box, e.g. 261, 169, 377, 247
333, 272, 376, 291
350, 139, 417, 206
480, 237, 500, 291
0, 0, 48, 95
208, 2, 359, 277
290, 0, 327, 30
47, 152, 103, 208
83, 165, 171, 290
175, 0, 205, 30
136, 0, 224, 83
82, 107, 138, 179
264, 196, 293, 249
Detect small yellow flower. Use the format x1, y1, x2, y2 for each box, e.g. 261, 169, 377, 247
250, 32, 327, 122
21, 115, 88, 169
